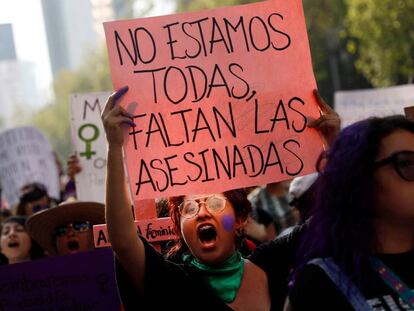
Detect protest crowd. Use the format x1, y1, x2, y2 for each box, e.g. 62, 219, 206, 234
0, 0, 413, 310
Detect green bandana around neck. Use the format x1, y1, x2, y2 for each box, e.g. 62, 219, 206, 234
188, 251, 245, 303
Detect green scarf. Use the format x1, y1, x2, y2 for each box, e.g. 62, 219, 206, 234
187, 252, 244, 303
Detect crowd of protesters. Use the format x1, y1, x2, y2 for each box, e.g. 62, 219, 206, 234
0, 84, 413, 311
101, 85, 414, 311
1, 88, 413, 310
0, 4, 412, 307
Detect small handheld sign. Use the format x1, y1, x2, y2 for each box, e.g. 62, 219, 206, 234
70, 92, 111, 203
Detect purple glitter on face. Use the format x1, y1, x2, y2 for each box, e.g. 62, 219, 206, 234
222, 215, 235, 232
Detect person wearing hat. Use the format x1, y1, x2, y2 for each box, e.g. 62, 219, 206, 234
26, 201, 105, 256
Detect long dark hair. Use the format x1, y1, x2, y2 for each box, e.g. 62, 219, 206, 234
296, 115, 414, 283
1, 216, 46, 261
166, 189, 251, 260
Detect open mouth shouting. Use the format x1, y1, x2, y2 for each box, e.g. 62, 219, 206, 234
66, 240, 80, 253
7, 240, 20, 248
197, 223, 218, 249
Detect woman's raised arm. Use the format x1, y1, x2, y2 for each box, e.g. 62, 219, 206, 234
102, 86, 146, 294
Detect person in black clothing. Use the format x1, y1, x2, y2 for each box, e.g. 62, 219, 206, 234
248, 89, 340, 311
103, 87, 271, 310
288, 116, 414, 310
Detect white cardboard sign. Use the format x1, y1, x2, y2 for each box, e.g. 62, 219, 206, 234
70, 92, 110, 203
0, 126, 60, 205
335, 85, 414, 127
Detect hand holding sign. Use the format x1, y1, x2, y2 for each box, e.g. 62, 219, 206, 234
102, 1, 324, 308
67, 153, 82, 181
101, 86, 134, 148
308, 89, 341, 147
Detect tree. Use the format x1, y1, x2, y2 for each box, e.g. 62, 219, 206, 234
29, 47, 112, 161
346, 0, 414, 87
302, 0, 371, 102
177, 0, 255, 11
177, 0, 371, 103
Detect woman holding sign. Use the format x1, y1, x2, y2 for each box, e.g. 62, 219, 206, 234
288, 116, 414, 310
103, 86, 272, 310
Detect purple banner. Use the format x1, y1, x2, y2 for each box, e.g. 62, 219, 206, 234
0, 248, 121, 311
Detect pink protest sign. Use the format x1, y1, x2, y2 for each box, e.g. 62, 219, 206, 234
104, 0, 323, 201
133, 199, 157, 219
93, 217, 177, 248
404, 106, 414, 122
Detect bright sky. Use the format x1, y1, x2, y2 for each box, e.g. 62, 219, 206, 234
0, 0, 52, 96
137, 0, 176, 17
0, 0, 176, 108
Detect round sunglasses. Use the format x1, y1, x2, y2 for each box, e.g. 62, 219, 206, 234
179, 195, 227, 219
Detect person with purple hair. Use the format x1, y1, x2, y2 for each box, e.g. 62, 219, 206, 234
287, 116, 414, 310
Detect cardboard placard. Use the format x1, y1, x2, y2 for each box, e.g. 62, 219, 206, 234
70, 92, 111, 203
0, 249, 121, 311
335, 84, 414, 127
104, 0, 323, 201
404, 106, 414, 122
0, 127, 60, 205
93, 217, 177, 248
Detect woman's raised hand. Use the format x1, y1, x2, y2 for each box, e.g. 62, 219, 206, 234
67, 153, 82, 181
101, 86, 135, 148
308, 89, 341, 147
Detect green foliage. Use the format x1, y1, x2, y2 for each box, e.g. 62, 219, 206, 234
345, 0, 414, 87
177, 0, 258, 11
302, 0, 371, 102
29, 47, 112, 161
177, 0, 370, 103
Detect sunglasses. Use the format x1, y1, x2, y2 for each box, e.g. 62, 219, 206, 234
179, 195, 227, 219
374, 150, 414, 181
54, 221, 91, 237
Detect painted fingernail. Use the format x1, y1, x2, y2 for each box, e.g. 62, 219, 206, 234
113, 86, 129, 102
121, 121, 135, 127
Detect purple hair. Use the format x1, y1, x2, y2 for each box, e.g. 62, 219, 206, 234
296, 115, 414, 284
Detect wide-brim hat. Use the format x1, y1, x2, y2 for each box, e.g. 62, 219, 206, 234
26, 201, 105, 256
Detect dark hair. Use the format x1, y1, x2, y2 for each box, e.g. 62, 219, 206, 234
19, 183, 48, 203
1, 216, 46, 261
16, 183, 50, 216
166, 189, 252, 259
293, 181, 319, 224
296, 115, 414, 283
